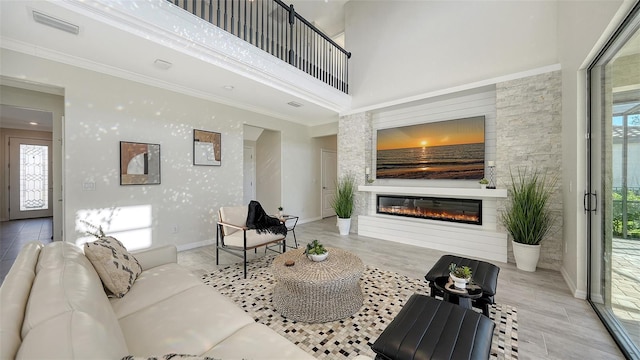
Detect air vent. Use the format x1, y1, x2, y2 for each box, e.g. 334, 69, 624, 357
32, 10, 79, 35
287, 101, 303, 108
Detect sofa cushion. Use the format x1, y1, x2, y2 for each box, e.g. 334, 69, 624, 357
203, 323, 314, 359
19, 242, 129, 359
118, 284, 255, 356
0, 241, 43, 360
84, 236, 143, 297
110, 263, 204, 319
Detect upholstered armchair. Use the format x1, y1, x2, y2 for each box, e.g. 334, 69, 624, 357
216, 205, 287, 278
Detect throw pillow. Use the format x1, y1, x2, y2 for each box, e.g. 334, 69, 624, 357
84, 236, 142, 298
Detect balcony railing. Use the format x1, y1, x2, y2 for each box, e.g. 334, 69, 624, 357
168, 0, 351, 93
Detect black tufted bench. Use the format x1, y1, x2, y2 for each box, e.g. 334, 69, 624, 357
371, 294, 494, 360
425, 255, 500, 316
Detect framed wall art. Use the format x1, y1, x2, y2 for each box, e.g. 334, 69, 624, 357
193, 129, 221, 166
120, 141, 161, 185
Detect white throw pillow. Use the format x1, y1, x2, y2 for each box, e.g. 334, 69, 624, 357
84, 236, 142, 298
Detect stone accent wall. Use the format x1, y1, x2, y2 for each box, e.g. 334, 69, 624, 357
496, 70, 563, 270
337, 112, 372, 233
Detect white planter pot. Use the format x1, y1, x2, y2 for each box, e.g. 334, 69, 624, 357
512, 240, 541, 272
337, 217, 351, 235
308, 252, 328, 262
449, 273, 469, 289
480, 184, 487, 189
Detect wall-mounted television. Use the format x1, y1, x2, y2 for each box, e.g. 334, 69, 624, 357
376, 116, 485, 180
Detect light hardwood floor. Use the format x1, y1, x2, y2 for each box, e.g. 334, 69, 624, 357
178, 217, 624, 360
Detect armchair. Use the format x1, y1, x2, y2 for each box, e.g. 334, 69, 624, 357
216, 205, 286, 278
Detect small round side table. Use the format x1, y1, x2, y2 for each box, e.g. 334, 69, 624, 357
433, 276, 483, 310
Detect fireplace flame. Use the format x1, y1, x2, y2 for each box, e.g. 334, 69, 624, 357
378, 206, 480, 223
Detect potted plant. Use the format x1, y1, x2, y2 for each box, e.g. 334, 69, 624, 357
277, 206, 284, 217
501, 167, 557, 272
331, 173, 356, 235
479, 178, 489, 189
448, 263, 472, 289
305, 239, 328, 262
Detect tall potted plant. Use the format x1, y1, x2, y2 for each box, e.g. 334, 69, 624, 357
501, 168, 557, 271
331, 173, 356, 235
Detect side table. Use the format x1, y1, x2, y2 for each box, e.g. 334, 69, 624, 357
433, 276, 483, 311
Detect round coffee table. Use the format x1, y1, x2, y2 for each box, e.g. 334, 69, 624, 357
433, 276, 483, 310
271, 247, 364, 323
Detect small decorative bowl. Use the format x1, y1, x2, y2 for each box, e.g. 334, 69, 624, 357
308, 252, 328, 262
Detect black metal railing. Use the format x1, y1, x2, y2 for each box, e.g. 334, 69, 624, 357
168, 0, 351, 93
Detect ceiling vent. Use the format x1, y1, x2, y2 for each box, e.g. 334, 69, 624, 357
287, 101, 303, 108
32, 10, 79, 35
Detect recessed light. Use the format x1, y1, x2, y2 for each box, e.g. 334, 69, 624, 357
222, 85, 235, 91
32, 10, 79, 35
29, 122, 39, 126
287, 101, 303, 108
153, 59, 172, 70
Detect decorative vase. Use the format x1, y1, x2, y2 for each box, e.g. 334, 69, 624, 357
449, 273, 469, 289
309, 252, 328, 262
337, 217, 351, 235
512, 240, 541, 272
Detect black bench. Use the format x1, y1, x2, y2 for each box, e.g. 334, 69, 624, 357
425, 255, 500, 316
371, 294, 494, 360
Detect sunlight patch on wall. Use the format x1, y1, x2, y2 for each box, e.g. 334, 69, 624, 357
75, 205, 153, 251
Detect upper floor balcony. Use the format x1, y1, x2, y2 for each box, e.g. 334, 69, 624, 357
0, 0, 352, 126
168, 0, 351, 94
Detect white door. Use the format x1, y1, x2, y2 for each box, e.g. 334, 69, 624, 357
9, 138, 53, 220
321, 149, 337, 218
243, 146, 256, 205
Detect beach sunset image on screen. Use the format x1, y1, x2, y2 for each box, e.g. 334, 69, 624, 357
376, 116, 485, 180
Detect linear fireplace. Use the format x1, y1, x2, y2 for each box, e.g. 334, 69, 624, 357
377, 195, 482, 225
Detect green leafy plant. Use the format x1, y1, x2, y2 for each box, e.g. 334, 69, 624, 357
501, 168, 558, 245
305, 239, 327, 255
479, 178, 489, 185
278, 206, 283, 211
448, 263, 472, 279
331, 173, 356, 219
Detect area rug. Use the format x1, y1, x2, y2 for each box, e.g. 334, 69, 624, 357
201, 256, 518, 359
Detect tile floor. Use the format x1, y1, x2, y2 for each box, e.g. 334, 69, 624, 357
0, 217, 53, 283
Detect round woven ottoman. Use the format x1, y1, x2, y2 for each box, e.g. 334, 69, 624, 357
271, 247, 364, 323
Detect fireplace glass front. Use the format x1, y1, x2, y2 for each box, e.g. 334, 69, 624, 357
377, 195, 482, 225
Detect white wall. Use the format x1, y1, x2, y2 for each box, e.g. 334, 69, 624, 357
345, 1, 558, 108
557, 0, 626, 297
0, 49, 322, 250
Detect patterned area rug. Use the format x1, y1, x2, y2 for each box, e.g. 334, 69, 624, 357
201, 256, 518, 359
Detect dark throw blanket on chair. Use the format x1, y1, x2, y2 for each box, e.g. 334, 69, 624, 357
246, 201, 288, 236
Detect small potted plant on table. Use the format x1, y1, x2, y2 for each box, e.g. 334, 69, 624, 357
448, 263, 472, 289
479, 178, 489, 189
305, 240, 328, 262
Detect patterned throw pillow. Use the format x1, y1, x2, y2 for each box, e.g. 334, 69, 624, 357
84, 236, 142, 298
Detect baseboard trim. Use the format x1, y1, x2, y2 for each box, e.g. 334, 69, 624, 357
176, 239, 215, 252
561, 266, 587, 299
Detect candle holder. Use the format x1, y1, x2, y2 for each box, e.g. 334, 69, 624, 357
365, 167, 374, 184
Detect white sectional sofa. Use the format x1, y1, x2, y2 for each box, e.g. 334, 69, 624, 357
0, 240, 315, 359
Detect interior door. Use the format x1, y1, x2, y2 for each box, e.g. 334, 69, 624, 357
321, 149, 337, 218
9, 138, 53, 220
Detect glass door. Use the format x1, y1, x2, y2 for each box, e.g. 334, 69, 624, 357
588, 4, 640, 358
8, 138, 53, 220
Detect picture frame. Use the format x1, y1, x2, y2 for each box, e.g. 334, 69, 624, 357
193, 129, 221, 166
120, 141, 161, 185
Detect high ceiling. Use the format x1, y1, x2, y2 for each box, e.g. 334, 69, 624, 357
0, 0, 350, 131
